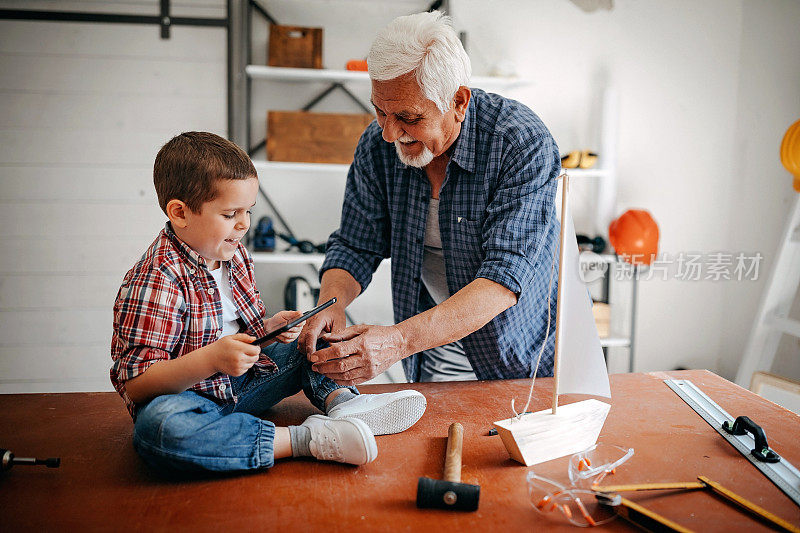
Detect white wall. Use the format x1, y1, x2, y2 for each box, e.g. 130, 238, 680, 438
721, 0, 800, 380
453, 0, 800, 379
0, 0, 228, 392
1, 0, 798, 393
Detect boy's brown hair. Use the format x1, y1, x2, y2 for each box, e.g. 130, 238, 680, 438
153, 131, 257, 214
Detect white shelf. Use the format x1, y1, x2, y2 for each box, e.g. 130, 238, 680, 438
250, 251, 389, 268
252, 160, 348, 174
247, 65, 372, 83
246, 65, 530, 90
252, 160, 612, 178
563, 168, 611, 179
599, 335, 631, 348
251, 251, 326, 265
581, 253, 619, 265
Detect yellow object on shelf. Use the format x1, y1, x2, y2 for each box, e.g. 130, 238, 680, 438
780, 118, 800, 192
561, 150, 598, 169
592, 302, 610, 338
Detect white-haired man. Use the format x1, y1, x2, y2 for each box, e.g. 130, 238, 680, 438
299, 11, 561, 385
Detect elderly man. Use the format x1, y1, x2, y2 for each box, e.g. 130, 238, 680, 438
298, 11, 561, 385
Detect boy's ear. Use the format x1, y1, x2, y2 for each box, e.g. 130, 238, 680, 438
166, 199, 190, 228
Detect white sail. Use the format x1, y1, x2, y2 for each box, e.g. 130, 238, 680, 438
494, 176, 611, 467
554, 180, 611, 398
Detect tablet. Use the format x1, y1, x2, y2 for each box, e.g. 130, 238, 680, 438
251, 297, 337, 346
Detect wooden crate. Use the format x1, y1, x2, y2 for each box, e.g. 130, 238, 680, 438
268, 24, 322, 69
267, 111, 374, 164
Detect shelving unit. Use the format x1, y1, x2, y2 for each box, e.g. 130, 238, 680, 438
246, 64, 530, 90
252, 159, 610, 178
252, 159, 348, 174
251, 251, 326, 265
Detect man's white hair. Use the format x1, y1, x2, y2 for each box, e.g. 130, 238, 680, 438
367, 11, 471, 114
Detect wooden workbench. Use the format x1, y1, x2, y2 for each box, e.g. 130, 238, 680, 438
1, 370, 798, 531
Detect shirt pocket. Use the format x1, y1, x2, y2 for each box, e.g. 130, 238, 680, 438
448, 217, 484, 284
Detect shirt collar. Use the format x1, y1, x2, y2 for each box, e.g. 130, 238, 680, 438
164, 221, 244, 275
164, 222, 207, 271
447, 89, 476, 173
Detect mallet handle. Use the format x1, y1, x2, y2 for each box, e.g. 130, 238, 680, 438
443, 423, 464, 483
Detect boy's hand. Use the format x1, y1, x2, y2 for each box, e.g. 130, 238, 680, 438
265, 310, 304, 344
208, 333, 261, 376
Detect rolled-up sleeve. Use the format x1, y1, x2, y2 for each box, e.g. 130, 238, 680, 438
111, 268, 186, 383
476, 134, 560, 297
321, 139, 390, 293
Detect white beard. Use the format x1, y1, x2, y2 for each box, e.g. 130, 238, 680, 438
394, 141, 435, 168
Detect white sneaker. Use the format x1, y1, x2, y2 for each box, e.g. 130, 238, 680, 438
300, 414, 377, 465
327, 390, 427, 436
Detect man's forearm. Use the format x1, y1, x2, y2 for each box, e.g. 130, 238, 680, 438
124, 346, 216, 404
395, 278, 517, 355
319, 268, 362, 310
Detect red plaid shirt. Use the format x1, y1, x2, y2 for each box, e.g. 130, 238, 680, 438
111, 222, 276, 418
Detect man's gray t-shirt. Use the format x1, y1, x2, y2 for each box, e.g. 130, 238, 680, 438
419, 198, 477, 382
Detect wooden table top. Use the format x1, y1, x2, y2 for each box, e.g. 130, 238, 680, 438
1, 369, 798, 531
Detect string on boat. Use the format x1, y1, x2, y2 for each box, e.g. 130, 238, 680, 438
511, 172, 566, 421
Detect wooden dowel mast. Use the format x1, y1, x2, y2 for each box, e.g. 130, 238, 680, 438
552, 174, 570, 414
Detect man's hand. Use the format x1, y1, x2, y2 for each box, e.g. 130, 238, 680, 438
207, 333, 261, 376
298, 303, 347, 355
308, 324, 407, 385
265, 310, 303, 344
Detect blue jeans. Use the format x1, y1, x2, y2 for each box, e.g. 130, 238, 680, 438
132, 340, 357, 472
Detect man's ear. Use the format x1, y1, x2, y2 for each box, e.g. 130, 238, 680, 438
166, 199, 190, 228
452, 86, 471, 122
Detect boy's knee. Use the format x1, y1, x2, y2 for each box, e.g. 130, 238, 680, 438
133, 392, 216, 447
134, 395, 173, 446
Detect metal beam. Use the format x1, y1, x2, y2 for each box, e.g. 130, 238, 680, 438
160, 0, 170, 38
228, 0, 249, 145
0, 9, 226, 30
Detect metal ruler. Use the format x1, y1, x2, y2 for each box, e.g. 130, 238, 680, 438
665, 379, 800, 507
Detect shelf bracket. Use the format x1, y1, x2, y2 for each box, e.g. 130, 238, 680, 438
300, 82, 372, 114
249, 0, 278, 25
302, 83, 342, 111
336, 83, 373, 114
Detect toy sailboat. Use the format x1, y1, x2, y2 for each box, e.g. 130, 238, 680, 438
495, 174, 612, 466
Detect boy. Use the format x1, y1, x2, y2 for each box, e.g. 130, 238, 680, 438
111, 132, 426, 472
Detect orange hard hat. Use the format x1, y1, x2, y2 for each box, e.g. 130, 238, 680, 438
780, 118, 800, 192
608, 209, 659, 265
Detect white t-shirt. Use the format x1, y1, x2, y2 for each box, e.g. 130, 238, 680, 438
209, 263, 241, 337
419, 198, 477, 382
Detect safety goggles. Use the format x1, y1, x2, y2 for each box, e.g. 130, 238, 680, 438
527, 443, 635, 527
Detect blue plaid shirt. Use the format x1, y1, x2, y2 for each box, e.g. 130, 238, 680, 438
322, 89, 561, 381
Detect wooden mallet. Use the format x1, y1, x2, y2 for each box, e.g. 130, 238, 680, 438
416, 422, 480, 511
